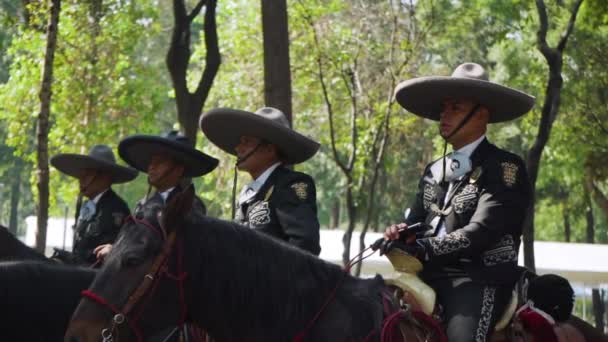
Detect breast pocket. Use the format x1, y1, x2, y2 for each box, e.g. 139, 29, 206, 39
453, 184, 479, 215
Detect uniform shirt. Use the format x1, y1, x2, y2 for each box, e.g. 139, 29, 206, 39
435, 135, 486, 237
235, 166, 321, 255
72, 189, 130, 264
405, 138, 531, 286
159, 187, 176, 203
238, 162, 281, 206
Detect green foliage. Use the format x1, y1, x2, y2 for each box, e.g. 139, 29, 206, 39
0, 0, 170, 217
0, 0, 605, 247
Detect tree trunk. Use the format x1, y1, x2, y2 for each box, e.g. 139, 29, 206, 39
563, 203, 571, 242
523, 0, 584, 271
584, 180, 606, 330
592, 289, 606, 332
36, 0, 61, 253
330, 199, 340, 229
8, 163, 22, 235
341, 186, 356, 266
261, 0, 292, 124
167, 0, 220, 146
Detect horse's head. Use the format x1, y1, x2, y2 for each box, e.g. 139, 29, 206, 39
65, 187, 196, 342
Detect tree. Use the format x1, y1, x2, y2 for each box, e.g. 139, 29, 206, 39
522, 0, 584, 271
295, 0, 434, 268
167, 0, 220, 146
261, 0, 292, 122
35, 0, 61, 253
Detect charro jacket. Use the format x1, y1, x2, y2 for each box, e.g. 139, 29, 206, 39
406, 139, 531, 286
72, 189, 130, 264
235, 166, 321, 255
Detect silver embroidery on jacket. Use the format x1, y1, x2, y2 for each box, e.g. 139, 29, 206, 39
423, 183, 436, 210
248, 201, 271, 226
429, 231, 471, 255
482, 234, 517, 266
453, 183, 479, 214
476, 286, 496, 342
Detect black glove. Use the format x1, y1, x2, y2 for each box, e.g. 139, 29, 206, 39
379, 239, 427, 261
51, 248, 77, 264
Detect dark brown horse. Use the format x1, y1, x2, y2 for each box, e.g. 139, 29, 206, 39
65, 188, 429, 342
0, 261, 96, 341
65, 189, 607, 342
0, 224, 48, 261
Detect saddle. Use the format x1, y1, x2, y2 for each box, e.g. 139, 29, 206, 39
382, 248, 527, 332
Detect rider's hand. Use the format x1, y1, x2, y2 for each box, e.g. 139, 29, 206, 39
94, 244, 112, 261
383, 222, 408, 241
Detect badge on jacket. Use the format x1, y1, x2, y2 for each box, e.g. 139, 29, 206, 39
291, 182, 308, 200
501, 162, 518, 187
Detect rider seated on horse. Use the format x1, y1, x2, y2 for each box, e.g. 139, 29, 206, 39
200, 107, 322, 255
50, 145, 137, 266
93, 131, 219, 261
383, 62, 534, 342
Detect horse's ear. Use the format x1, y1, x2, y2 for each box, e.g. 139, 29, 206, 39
161, 185, 195, 233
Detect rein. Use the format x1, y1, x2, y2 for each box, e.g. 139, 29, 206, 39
80, 215, 188, 342
293, 246, 392, 342
295, 245, 446, 342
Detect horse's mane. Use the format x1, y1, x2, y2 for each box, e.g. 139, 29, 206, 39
0, 225, 48, 261
0, 261, 96, 341
180, 215, 385, 340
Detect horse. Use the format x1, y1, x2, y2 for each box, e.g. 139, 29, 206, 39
0, 224, 48, 261
65, 187, 428, 342
0, 261, 96, 341
65, 188, 607, 342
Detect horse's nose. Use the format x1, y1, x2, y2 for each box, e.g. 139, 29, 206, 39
69, 337, 81, 342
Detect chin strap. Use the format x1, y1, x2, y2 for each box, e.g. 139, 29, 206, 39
230, 142, 267, 219
440, 104, 481, 183
231, 165, 238, 220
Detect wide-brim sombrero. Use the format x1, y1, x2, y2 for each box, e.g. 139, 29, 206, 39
51, 145, 137, 184
200, 107, 320, 165
394, 63, 535, 123
118, 133, 218, 178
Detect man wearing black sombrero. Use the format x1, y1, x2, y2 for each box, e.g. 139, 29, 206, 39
93, 131, 219, 260
382, 63, 533, 342
50, 145, 137, 265
200, 107, 321, 255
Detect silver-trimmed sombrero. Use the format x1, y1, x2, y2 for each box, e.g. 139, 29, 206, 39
394, 63, 535, 123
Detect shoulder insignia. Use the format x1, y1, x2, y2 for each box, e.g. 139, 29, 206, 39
501, 162, 518, 187
291, 182, 309, 200
469, 167, 482, 184
112, 212, 125, 226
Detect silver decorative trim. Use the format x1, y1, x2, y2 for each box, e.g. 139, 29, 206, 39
475, 286, 496, 342
429, 231, 471, 255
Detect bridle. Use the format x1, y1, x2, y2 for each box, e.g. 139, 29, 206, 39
80, 215, 188, 342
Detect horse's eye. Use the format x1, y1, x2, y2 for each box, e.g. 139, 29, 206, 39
122, 256, 143, 268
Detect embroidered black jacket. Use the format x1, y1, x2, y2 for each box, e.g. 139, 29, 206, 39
235, 166, 321, 255
72, 189, 130, 264
406, 139, 531, 285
